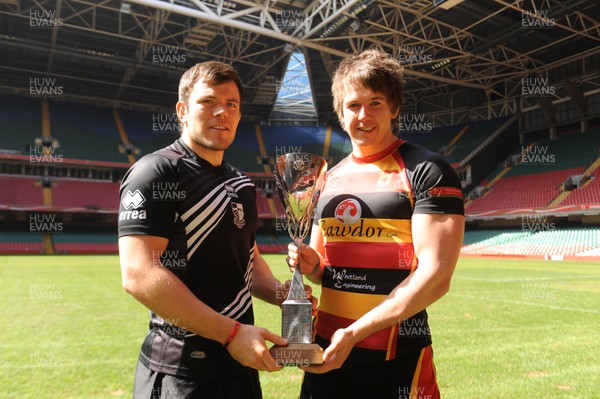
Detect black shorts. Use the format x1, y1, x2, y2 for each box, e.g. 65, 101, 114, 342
132, 359, 262, 399
300, 345, 440, 399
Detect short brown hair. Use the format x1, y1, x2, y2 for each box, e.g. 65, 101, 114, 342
178, 61, 244, 106
331, 49, 403, 128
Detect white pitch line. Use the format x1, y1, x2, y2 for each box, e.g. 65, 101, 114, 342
448, 293, 600, 315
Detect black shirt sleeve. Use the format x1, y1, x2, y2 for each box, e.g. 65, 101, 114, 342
118, 154, 181, 238
400, 141, 465, 215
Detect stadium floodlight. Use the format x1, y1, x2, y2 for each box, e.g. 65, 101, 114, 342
35, 136, 60, 149
434, 0, 465, 10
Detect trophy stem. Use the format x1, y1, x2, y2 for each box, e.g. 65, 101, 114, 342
295, 237, 303, 273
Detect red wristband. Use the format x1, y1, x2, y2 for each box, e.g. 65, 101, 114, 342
223, 321, 241, 348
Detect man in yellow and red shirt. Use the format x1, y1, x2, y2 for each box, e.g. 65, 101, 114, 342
287, 50, 465, 398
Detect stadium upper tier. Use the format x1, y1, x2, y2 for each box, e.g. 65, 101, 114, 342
467, 129, 600, 213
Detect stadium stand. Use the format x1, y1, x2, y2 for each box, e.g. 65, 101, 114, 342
461, 227, 600, 259
466, 130, 600, 213
0, 95, 42, 154
223, 122, 264, 173
51, 179, 120, 211
48, 101, 128, 163
1, 94, 598, 259
467, 168, 581, 212
445, 116, 512, 165
0, 230, 44, 254
0, 176, 44, 208
53, 231, 118, 254
118, 109, 177, 161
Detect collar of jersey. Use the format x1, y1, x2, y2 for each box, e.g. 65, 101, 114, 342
176, 138, 225, 172
351, 138, 405, 164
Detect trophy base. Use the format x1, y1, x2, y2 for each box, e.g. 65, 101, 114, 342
269, 343, 323, 367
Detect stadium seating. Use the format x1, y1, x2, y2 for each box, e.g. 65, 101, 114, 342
461, 227, 600, 258
467, 130, 599, 213
255, 188, 274, 217
53, 231, 118, 254
52, 179, 120, 211
561, 176, 600, 206
118, 109, 177, 160
256, 233, 288, 254
0, 95, 42, 154
0, 176, 44, 207
223, 123, 264, 173
0, 230, 44, 254
467, 168, 581, 212
445, 117, 511, 165
48, 102, 128, 162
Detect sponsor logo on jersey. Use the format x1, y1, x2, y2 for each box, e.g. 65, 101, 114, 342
331, 268, 375, 292
334, 198, 361, 225
122, 190, 146, 209
120, 189, 147, 220
231, 201, 245, 229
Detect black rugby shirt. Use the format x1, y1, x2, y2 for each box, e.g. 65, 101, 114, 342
118, 139, 257, 378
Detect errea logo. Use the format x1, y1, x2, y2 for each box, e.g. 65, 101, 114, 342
122, 190, 146, 209
120, 190, 147, 221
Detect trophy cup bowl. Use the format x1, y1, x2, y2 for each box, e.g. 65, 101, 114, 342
269, 153, 327, 366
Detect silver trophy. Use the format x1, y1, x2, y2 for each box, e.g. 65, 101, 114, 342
269, 152, 327, 366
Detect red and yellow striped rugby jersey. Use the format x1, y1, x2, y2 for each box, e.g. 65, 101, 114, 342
313, 138, 464, 363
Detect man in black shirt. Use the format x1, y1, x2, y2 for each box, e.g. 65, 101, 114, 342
118, 61, 304, 398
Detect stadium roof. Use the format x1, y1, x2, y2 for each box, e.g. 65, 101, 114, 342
0, 0, 598, 125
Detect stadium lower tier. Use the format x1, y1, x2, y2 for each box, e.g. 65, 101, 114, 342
461, 227, 600, 259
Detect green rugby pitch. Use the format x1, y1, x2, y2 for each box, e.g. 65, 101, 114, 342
1, 255, 598, 398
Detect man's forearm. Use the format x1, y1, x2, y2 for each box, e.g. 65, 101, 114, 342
251, 254, 284, 306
